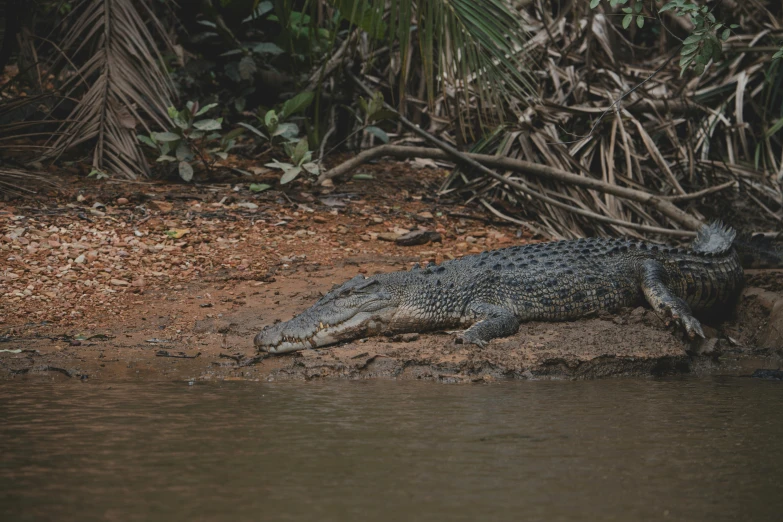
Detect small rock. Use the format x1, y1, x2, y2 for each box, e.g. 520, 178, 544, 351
116, 197, 129, 205
371, 217, 384, 224
313, 215, 327, 223
377, 233, 399, 242
360, 235, 371, 241
396, 230, 442, 246
74, 254, 86, 264
110, 279, 129, 286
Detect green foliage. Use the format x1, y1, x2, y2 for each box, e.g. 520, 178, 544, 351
88, 168, 110, 180
249, 183, 272, 193
621, 2, 644, 30
174, 1, 323, 116
589, 0, 740, 76
657, 1, 738, 76
358, 91, 396, 143
137, 102, 240, 182
264, 137, 320, 184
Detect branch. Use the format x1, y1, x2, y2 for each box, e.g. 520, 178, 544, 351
343, 74, 703, 234
318, 144, 701, 235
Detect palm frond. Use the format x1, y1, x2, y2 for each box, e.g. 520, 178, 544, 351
0, 167, 58, 195
45, 0, 175, 179
334, 0, 536, 124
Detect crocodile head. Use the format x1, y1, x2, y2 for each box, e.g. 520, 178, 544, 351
254, 275, 399, 353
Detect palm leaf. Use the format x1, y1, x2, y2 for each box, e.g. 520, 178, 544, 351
0, 167, 58, 195
333, 0, 536, 123
44, 0, 175, 179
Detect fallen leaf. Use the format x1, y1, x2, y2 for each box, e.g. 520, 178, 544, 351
166, 229, 190, 239
151, 200, 173, 213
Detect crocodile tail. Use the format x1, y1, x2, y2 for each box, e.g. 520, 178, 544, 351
734, 233, 783, 269
691, 221, 736, 255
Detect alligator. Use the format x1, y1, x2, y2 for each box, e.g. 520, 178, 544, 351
254, 222, 779, 354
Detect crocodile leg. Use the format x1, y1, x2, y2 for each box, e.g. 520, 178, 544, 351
640, 260, 705, 339
455, 303, 521, 347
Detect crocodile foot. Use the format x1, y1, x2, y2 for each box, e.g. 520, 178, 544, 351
665, 311, 705, 339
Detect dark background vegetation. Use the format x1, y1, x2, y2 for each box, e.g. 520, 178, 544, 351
1, 0, 781, 238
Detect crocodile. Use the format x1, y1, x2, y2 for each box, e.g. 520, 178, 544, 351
254, 222, 779, 354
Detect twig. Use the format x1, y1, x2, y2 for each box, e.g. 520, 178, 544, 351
318, 105, 337, 167
236, 353, 269, 367
306, 31, 359, 92
155, 350, 201, 359
478, 199, 548, 238
552, 51, 679, 145
661, 180, 736, 201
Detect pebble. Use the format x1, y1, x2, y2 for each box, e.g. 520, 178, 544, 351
110, 279, 129, 286
116, 197, 129, 205
396, 230, 442, 246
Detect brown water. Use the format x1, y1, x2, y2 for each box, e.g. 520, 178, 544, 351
1, 378, 782, 522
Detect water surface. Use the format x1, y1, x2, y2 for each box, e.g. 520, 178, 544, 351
1, 378, 781, 521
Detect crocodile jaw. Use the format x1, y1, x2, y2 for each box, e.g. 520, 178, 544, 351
254, 275, 400, 353
254, 308, 397, 353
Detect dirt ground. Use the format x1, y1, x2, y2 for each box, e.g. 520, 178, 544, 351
2, 162, 782, 383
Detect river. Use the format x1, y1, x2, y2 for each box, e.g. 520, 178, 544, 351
1, 377, 781, 521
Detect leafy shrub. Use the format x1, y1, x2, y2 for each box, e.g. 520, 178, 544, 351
137, 102, 242, 181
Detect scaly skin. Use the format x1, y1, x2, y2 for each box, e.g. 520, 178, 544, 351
254, 223, 747, 353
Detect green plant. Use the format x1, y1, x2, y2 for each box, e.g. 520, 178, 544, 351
265, 137, 320, 184
358, 91, 395, 144
239, 91, 314, 144
658, 1, 737, 76
137, 102, 242, 181
589, 0, 739, 76
87, 168, 110, 180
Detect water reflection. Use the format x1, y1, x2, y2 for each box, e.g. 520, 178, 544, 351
1, 378, 781, 521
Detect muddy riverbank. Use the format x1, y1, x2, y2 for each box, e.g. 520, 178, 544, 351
2, 167, 782, 382
2, 262, 782, 382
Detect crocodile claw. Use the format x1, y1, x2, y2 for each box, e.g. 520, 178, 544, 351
666, 312, 705, 339
455, 333, 487, 348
